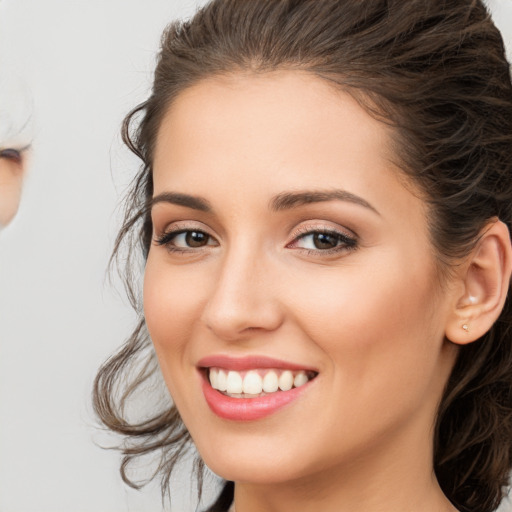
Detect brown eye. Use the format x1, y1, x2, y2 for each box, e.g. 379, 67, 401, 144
185, 231, 209, 247
312, 233, 339, 250
155, 228, 218, 251
290, 229, 358, 253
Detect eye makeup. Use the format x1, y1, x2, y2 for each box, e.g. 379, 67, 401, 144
0, 144, 30, 166
153, 221, 359, 259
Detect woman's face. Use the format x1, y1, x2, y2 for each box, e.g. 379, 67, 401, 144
144, 71, 458, 486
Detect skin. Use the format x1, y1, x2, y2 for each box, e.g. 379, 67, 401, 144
0, 149, 25, 227
144, 71, 461, 512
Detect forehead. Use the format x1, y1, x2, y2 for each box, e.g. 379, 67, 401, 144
154, 71, 394, 186
151, 70, 437, 280
152, 71, 426, 229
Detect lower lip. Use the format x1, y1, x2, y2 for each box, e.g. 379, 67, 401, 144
201, 376, 311, 421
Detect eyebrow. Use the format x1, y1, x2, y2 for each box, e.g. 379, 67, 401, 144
269, 190, 380, 215
150, 189, 379, 216
150, 192, 212, 212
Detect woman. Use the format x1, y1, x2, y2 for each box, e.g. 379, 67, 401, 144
94, 1, 512, 511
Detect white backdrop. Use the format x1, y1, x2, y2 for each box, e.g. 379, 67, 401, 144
0, 1, 511, 511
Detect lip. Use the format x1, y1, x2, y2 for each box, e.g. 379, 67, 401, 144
197, 355, 317, 421
197, 354, 317, 372
201, 377, 312, 421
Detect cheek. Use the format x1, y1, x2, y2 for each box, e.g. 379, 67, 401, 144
143, 255, 213, 418
143, 256, 207, 362
289, 253, 444, 399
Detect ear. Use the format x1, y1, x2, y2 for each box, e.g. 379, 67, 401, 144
445, 219, 512, 345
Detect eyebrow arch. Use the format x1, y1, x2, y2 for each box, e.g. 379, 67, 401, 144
270, 189, 380, 215
151, 192, 212, 212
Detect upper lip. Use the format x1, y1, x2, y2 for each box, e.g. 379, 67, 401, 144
197, 354, 318, 372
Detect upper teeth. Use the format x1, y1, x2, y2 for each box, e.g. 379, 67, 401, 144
208, 368, 314, 396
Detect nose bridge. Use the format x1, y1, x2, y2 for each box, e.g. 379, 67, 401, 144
202, 236, 282, 339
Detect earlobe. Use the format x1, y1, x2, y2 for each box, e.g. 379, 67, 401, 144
445, 220, 512, 345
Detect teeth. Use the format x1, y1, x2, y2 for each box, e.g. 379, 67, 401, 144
243, 371, 262, 395
209, 368, 219, 389
209, 367, 315, 396
217, 369, 227, 392
294, 371, 308, 388
278, 370, 294, 391
226, 371, 243, 394
262, 371, 279, 393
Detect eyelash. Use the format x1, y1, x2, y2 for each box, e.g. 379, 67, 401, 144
0, 148, 23, 164
287, 227, 358, 255
155, 228, 217, 253
154, 225, 358, 256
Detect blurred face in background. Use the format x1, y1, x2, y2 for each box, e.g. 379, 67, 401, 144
0, 76, 32, 229
0, 146, 28, 227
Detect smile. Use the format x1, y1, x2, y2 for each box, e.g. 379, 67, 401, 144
198, 356, 318, 421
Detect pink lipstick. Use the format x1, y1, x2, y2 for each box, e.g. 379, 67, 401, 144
198, 355, 317, 421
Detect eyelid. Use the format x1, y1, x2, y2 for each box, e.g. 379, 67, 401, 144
153, 220, 219, 250
286, 221, 359, 254
158, 229, 218, 248
154, 219, 214, 236
288, 221, 357, 242
0, 144, 30, 159
0, 148, 23, 163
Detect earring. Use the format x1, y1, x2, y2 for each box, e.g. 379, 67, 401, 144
462, 324, 469, 332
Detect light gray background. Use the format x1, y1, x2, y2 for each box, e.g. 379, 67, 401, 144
0, 1, 511, 511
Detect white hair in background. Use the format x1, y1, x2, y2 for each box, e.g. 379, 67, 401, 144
0, 75, 33, 150
0, 75, 33, 228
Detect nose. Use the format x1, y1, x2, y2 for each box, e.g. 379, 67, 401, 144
201, 244, 284, 341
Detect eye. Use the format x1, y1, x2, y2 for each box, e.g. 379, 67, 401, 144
155, 229, 218, 250
289, 229, 358, 252
0, 148, 23, 164
175, 230, 211, 248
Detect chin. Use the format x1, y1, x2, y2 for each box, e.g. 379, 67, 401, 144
190, 425, 333, 487
203, 450, 308, 485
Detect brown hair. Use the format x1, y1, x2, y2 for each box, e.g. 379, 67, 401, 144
93, 1, 512, 511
